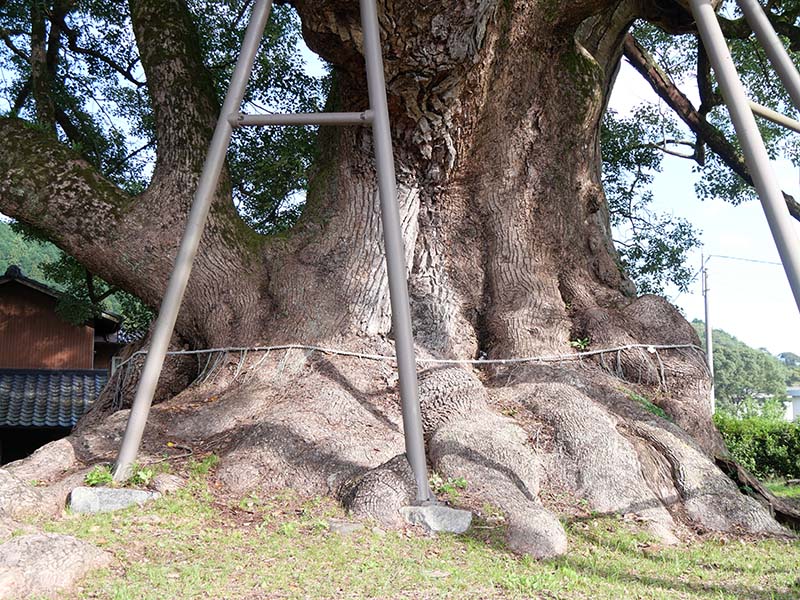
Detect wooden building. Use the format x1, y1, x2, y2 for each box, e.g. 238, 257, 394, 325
0, 265, 124, 463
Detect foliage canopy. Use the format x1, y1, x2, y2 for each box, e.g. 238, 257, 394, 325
692, 319, 790, 419
3, 1, 800, 302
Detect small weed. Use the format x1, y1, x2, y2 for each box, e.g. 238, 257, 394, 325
430, 473, 468, 502
84, 465, 114, 487
128, 465, 155, 487
239, 492, 262, 512
189, 454, 220, 476
621, 387, 671, 421
278, 521, 299, 537
480, 503, 506, 524
570, 337, 590, 351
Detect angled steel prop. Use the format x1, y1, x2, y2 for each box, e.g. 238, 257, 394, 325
689, 0, 800, 316
735, 0, 800, 111
114, 0, 434, 503
360, 0, 433, 503
113, 0, 275, 481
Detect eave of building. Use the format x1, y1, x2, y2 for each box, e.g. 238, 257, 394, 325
0, 267, 122, 334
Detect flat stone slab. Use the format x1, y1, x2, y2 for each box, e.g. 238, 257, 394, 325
69, 486, 160, 514
400, 505, 472, 534
0, 533, 112, 599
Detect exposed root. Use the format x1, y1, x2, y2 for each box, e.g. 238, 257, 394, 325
338, 454, 416, 527
516, 381, 679, 543
419, 368, 567, 558
208, 353, 406, 498
8, 338, 787, 561
563, 287, 723, 456
715, 457, 800, 531
630, 422, 786, 535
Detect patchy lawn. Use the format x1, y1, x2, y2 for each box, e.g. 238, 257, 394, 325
30, 462, 800, 599
766, 479, 800, 500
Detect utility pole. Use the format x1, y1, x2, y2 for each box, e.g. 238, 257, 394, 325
701, 252, 715, 414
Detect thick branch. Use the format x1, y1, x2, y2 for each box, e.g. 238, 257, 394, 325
128, 0, 219, 177
623, 34, 800, 221
0, 117, 140, 291
30, 2, 55, 131
0, 115, 263, 345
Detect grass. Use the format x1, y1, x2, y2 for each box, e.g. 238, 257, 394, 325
35, 471, 800, 599
766, 479, 800, 500
620, 386, 672, 421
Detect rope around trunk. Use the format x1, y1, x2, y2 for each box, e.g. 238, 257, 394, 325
109, 342, 707, 410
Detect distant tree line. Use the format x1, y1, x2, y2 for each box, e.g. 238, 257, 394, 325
692, 320, 797, 420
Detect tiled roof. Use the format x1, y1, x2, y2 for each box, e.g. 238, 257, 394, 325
0, 369, 108, 428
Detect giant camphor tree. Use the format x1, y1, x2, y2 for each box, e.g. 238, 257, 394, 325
1, 0, 799, 557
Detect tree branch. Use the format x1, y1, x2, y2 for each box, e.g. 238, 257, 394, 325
623, 33, 800, 221
45, 2, 68, 77
0, 117, 140, 293
85, 270, 118, 304
0, 114, 263, 343
105, 139, 156, 176
0, 28, 28, 60
52, 12, 145, 87
129, 0, 220, 177
11, 80, 30, 115
30, 1, 55, 131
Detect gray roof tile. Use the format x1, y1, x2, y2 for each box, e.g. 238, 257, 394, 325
0, 369, 108, 428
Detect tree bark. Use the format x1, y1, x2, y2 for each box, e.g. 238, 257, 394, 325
0, 0, 791, 557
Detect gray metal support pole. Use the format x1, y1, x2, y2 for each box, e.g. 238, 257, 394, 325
113, 0, 274, 481
690, 0, 800, 316
233, 111, 374, 127
749, 100, 800, 134
359, 0, 433, 503
736, 0, 800, 111
702, 254, 715, 413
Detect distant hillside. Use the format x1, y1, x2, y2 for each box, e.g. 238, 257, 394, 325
692, 320, 789, 418
0, 221, 63, 286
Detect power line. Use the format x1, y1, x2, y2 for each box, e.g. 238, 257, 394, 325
669, 252, 784, 303
707, 254, 782, 266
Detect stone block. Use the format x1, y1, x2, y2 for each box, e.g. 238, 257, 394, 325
400, 505, 472, 533
69, 486, 160, 514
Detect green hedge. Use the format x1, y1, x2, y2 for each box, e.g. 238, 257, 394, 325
714, 414, 800, 479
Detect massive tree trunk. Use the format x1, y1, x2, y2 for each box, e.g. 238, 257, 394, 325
0, 0, 790, 557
